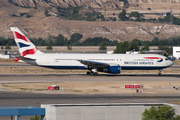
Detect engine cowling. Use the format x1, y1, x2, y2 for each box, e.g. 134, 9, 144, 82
98, 65, 121, 74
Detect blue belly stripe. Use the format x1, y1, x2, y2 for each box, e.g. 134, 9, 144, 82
121, 66, 168, 70
39, 65, 169, 70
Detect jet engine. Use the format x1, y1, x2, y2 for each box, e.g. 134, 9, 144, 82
98, 65, 121, 74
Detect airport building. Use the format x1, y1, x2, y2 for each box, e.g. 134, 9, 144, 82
41, 103, 180, 120
173, 47, 180, 59
0, 54, 10, 59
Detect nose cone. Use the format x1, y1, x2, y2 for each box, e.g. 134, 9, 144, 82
169, 60, 174, 66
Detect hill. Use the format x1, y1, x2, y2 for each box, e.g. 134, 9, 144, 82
0, 0, 180, 41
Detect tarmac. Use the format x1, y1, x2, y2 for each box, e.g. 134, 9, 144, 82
0, 73, 180, 107
0, 74, 180, 84
0, 63, 180, 109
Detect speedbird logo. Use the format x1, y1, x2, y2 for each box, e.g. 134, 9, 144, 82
11, 31, 38, 57
144, 57, 163, 62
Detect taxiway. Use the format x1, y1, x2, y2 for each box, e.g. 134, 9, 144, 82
0, 74, 180, 106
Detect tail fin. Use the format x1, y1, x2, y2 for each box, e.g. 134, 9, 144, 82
10, 27, 43, 57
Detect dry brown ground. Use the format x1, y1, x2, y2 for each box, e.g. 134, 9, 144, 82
1, 46, 159, 52
1, 81, 180, 94
1, 46, 116, 52
127, 3, 180, 14
169, 101, 180, 104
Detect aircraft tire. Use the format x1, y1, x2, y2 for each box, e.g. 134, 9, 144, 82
94, 72, 98, 76
90, 72, 94, 76
87, 71, 90, 75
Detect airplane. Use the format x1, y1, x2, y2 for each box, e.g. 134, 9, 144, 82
10, 27, 173, 76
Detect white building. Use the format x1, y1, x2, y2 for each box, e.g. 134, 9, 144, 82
0, 54, 10, 59
173, 15, 180, 18
126, 51, 139, 54
41, 103, 180, 120
173, 47, 180, 59
107, 51, 114, 54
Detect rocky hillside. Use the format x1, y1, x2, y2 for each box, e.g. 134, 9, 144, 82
8, 0, 125, 10
0, 0, 180, 42
8, 0, 180, 9
128, 0, 180, 3
2, 18, 180, 41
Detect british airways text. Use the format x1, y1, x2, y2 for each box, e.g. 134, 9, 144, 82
124, 61, 154, 65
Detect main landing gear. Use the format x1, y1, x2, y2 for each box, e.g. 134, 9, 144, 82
158, 69, 163, 76
86, 69, 98, 76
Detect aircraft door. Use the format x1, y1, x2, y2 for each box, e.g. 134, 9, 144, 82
46, 57, 50, 63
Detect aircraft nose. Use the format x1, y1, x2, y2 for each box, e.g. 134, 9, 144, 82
170, 60, 174, 66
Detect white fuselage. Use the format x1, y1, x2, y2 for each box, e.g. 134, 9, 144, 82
10, 27, 174, 74
25, 53, 173, 70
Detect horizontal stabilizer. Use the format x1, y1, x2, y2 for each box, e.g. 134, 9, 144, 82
18, 56, 36, 61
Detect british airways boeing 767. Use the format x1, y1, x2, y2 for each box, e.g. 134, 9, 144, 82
10, 27, 173, 76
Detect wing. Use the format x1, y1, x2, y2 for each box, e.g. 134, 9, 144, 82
19, 56, 36, 61
77, 60, 110, 68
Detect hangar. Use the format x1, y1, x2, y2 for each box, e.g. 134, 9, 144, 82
173, 47, 180, 59
41, 103, 180, 120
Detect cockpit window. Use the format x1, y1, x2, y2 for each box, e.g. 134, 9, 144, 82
165, 58, 169, 60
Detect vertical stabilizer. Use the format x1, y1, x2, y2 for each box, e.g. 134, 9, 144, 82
10, 27, 43, 57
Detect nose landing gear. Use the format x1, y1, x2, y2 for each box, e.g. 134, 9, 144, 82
158, 69, 163, 76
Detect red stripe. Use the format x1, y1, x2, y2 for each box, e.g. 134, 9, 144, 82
21, 48, 37, 57
14, 31, 29, 42
144, 57, 160, 59
21, 51, 27, 57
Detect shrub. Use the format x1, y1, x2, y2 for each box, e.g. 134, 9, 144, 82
20, 12, 28, 17
30, 115, 42, 120
46, 43, 53, 50
45, 10, 51, 17
5, 44, 11, 49
26, 14, 31, 18
67, 45, 72, 50
142, 105, 180, 120
11, 14, 19, 17
14, 3, 18, 6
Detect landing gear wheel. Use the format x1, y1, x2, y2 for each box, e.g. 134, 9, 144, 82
94, 72, 98, 76
90, 72, 94, 76
87, 71, 90, 75
158, 69, 163, 76
158, 73, 162, 76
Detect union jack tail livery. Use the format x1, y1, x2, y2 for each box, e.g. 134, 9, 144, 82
10, 27, 43, 57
